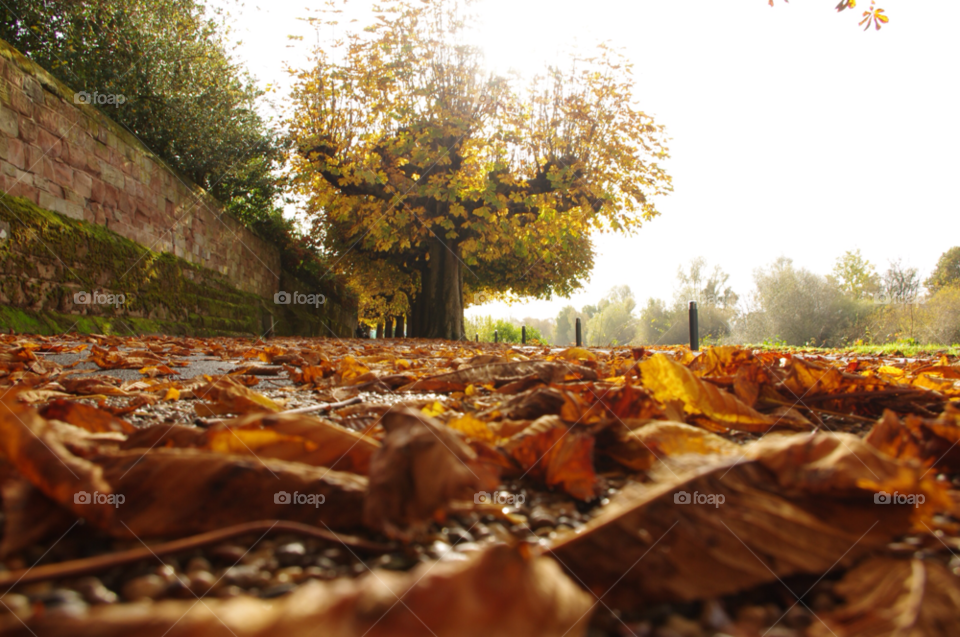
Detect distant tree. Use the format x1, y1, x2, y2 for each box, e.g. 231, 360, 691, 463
746, 257, 869, 346
919, 287, 960, 346
519, 317, 555, 344
831, 250, 880, 300
925, 247, 960, 293
870, 259, 923, 342
586, 286, 637, 346
555, 306, 580, 345
675, 257, 738, 310
881, 260, 921, 305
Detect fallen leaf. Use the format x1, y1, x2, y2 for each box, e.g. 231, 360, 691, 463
194, 376, 282, 416
501, 415, 597, 500
549, 431, 947, 608
811, 558, 960, 637
205, 412, 380, 475
638, 354, 779, 432
39, 399, 136, 434
363, 406, 499, 540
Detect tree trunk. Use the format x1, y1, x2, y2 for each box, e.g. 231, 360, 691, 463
394, 314, 405, 338
384, 316, 394, 338
376, 323, 384, 339
414, 238, 464, 340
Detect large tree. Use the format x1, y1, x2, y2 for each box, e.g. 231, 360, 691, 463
289, 0, 671, 339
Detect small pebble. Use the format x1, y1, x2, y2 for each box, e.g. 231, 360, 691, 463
73, 577, 118, 605
189, 571, 217, 595
322, 548, 343, 561
700, 599, 731, 630
222, 565, 269, 588
452, 542, 483, 553
314, 557, 338, 570
211, 544, 247, 563
122, 574, 168, 601
276, 542, 307, 567
445, 526, 474, 544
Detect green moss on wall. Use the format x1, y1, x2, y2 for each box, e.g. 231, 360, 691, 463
0, 193, 356, 337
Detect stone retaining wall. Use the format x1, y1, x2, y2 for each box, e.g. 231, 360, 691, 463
0, 38, 281, 300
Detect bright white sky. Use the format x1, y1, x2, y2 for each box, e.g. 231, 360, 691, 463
222, 0, 960, 323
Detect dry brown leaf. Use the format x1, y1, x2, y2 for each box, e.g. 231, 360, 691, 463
205, 412, 380, 475
0, 479, 76, 557
638, 354, 780, 432
39, 399, 136, 434
58, 377, 131, 396
90, 448, 367, 538
549, 431, 948, 608
810, 557, 960, 637
501, 415, 598, 500
6, 545, 593, 637
194, 376, 282, 416
600, 420, 741, 471
363, 406, 499, 540
0, 394, 114, 528
87, 346, 166, 370
866, 405, 960, 471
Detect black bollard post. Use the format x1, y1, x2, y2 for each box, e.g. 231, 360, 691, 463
494, 330, 499, 343
689, 300, 700, 352
521, 326, 526, 345
575, 318, 582, 347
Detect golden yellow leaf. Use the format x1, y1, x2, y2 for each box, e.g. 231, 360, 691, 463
638, 354, 776, 432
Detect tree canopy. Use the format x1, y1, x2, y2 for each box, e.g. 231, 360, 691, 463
0, 0, 285, 225
289, 0, 671, 339
926, 247, 960, 293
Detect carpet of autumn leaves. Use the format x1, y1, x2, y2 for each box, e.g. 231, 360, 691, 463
0, 333, 959, 636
